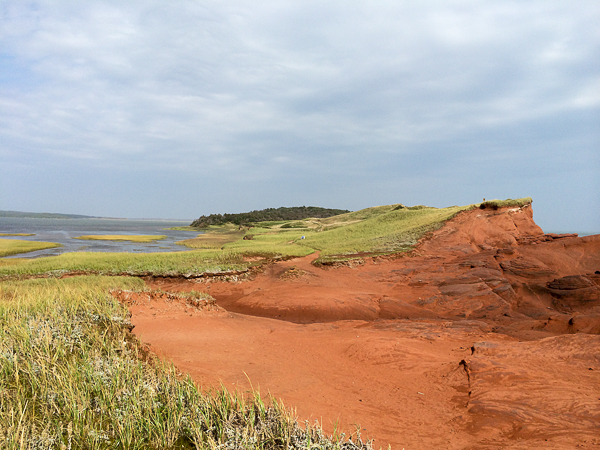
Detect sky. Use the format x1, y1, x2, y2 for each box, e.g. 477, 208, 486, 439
0, 1, 598, 232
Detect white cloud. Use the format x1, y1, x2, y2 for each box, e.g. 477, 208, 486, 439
0, 1, 598, 226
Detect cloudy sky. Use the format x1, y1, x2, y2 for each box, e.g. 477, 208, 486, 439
1, 1, 598, 231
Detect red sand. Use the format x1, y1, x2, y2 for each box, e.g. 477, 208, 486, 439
123, 205, 600, 449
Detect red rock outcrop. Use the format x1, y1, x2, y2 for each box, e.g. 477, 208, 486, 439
127, 203, 600, 449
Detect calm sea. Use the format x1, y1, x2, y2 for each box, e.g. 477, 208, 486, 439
0, 217, 200, 258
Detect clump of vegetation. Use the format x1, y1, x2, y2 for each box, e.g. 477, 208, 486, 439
0, 238, 61, 257
0, 233, 35, 237
75, 235, 167, 243
0, 276, 371, 449
177, 225, 246, 250
190, 206, 350, 228
280, 221, 309, 229
479, 197, 532, 210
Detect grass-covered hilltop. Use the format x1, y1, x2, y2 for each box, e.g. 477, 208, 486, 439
190, 206, 350, 228
0, 198, 531, 449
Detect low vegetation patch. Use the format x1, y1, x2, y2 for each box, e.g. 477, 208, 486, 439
0, 238, 61, 257
178, 225, 246, 249
0, 233, 35, 237
479, 197, 532, 210
75, 235, 167, 243
0, 276, 371, 449
0, 249, 249, 279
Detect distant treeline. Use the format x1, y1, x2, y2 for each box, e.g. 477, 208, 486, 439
190, 206, 350, 228
0, 210, 95, 219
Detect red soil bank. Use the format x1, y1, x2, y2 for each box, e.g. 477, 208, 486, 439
124, 204, 600, 449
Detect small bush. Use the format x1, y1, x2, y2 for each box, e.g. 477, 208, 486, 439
479, 197, 532, 210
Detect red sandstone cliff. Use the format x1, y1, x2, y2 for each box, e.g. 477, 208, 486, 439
127, 203, 600, 449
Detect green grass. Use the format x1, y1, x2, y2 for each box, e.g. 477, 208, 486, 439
178, 225, 247, 250
0, 238, 61, 257
0, 276, 369, 449
299, 205, 470, 257
0, 233, 35, 237
479, 197, 532, 210
0, 250, 250, 279
75, 235, 167, 243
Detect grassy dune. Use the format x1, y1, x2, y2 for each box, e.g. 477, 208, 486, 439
0, 238, 61, 257
296, 205, 468, 258
218, 203, 476, 264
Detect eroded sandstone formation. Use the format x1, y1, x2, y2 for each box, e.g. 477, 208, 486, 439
126, 204, 600, 449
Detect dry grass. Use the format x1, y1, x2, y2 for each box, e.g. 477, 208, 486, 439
0, 276, 372, 449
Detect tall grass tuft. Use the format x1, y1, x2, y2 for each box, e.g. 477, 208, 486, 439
479, 197, 532, 210
0, 276, 371, 449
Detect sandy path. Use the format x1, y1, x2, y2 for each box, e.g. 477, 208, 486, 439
126, 205, 600, 449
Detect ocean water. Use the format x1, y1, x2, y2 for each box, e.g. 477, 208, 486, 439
0, 217, 201, 258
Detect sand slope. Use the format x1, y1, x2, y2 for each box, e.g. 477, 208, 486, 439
124, 204, 600, 449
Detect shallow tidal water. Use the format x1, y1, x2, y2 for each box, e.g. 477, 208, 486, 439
0, 217, 200, 258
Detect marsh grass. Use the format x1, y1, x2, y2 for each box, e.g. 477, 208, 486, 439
0, 276, 371, 449
0, 250, 248, 278
75, 235, 167, 243
0, 239, 61, 258
0, 233, 35, 237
